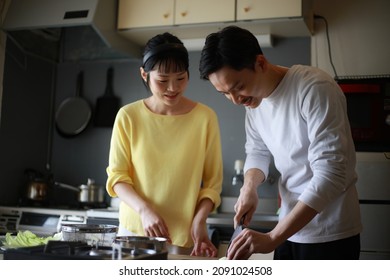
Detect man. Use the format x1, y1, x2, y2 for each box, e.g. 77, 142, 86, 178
199, 26, 362, 260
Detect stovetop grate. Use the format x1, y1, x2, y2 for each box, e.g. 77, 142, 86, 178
3, 240, 168, 260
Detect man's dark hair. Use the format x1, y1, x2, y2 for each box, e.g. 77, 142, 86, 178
199, 26, 263, 80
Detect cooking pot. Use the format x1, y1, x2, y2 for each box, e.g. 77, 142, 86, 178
61, 224, 118, 246
114, 236, 168, 253
55, 178, 105, 203
25, 169, 50, 201
26, 178, 48, 201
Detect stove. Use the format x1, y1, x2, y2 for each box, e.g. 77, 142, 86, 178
86, 208, 119, 226
3, 240, 167, 260
0, 206, 87, 236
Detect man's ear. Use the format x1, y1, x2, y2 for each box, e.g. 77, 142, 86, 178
255, 55, 265, 70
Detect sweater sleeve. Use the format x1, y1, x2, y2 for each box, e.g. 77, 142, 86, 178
106, 107, 134, 197
197, 109, 223, 211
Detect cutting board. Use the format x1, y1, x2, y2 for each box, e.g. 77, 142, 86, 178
168, 254, 218, 260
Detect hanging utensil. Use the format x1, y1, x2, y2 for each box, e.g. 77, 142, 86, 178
94, 67, 120, 127
55, 71, 92, 136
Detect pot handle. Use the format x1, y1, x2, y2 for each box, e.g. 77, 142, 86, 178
54, 182, 80, 192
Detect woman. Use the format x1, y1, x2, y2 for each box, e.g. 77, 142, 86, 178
106, 33, 223, 257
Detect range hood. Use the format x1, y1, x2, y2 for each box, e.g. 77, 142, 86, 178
2, 0, 142, 62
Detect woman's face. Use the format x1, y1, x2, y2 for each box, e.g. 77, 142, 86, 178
142, 67, 189, 106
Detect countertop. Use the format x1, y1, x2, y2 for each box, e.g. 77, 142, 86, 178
168, 254, 217, 260
206, 213, 278, 230
168, 252, 274, 260
85, 209, 279, 230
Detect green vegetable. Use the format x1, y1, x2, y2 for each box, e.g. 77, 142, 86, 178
3, 230, 62, 248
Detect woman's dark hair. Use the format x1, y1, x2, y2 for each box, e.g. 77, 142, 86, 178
199, 26, 263, 80
142, 32, 189, 74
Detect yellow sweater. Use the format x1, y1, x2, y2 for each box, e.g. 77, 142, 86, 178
106, 100, 223, 247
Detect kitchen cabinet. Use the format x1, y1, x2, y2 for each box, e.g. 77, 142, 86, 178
117, 0, 313, 49
175, 0, 235, 25
118, 0, 174, 29
237, 0, 305, 20
118, 0, 235, 29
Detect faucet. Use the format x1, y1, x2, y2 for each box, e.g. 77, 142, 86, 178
232, 160, 244, 186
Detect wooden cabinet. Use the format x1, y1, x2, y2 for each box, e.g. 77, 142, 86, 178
237, 0, 304, 20
118, 0, 174, 29
175, 0, 235, 25
117, 0, 313, 50
118, 0, 235, 29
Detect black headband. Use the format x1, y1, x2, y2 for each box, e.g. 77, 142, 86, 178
142, 43, 188, 66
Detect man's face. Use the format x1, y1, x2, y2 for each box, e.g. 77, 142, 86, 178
208, 64, 267, 108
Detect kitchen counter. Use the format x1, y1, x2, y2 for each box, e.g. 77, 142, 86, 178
168, 254, 217, 260
168, 253, 274, 260
206, 213, 278, 230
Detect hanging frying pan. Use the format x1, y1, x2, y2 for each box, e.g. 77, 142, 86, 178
55, 71, 92, 137
94, 67, 121, 127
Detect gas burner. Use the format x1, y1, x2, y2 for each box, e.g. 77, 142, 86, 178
4, 240, 168, 260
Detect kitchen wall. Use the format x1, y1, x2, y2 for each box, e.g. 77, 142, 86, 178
1, 0, 389, 207
0, 0, 10, 125
0, 35, 309, 206
312, 0, 390, 77
51, 36, 310, 202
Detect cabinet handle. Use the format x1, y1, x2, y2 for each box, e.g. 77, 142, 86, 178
163, 13, 170, 19
180, 11, 188, 17
244, 7, 251, 13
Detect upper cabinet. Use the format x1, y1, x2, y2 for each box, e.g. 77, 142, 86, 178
118, 0, 175, 28
237, 0, 304, 20
175, 0, 235, 25
118, 0, 235, 28
117, 0, 313, 49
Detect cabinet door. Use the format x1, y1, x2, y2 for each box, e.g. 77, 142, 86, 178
118, 0, 174, 29
237, 0, 302, 20
175, 0, 235, 25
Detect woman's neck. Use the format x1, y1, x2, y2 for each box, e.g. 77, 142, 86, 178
144, 96, 196, 115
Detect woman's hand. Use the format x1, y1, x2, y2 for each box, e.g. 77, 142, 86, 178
140, 207, 171, 243
190, 220, 217, 257
113, 182, 171, 242
190, 198, 217, 257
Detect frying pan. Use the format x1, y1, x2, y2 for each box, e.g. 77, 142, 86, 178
55, 71, 92, 136
94, 67, 121, 127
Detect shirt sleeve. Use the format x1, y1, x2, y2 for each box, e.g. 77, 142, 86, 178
244, 109, 272, 178
298, 81, 352, 212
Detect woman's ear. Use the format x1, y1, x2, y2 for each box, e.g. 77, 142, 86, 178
140, 67, 147, 82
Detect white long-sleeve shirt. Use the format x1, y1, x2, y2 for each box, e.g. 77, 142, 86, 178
244, 65, 362, 243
